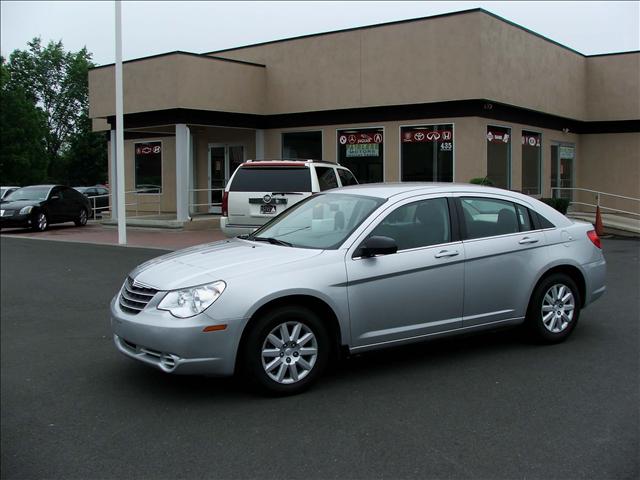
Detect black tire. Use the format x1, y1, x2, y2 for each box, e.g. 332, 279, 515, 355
74, 208, 88, 227
526, 273, 581, 343
32, 211, 48, 232
243, 305, 330, 396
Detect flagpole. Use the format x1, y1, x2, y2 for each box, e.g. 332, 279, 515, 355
115, 0, 126, 244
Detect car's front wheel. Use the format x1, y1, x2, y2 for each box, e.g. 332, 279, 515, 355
526, 273, 581, 343
32, 211, 48, 232
74, 208, 88, 227
243, 305, 330, 395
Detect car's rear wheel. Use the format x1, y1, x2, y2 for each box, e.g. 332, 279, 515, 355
526, 273, 581, 343
243, 305, 329, 395
74, 208, 88, 227
32, 212, 48, 232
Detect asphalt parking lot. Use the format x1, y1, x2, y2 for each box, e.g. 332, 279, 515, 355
1, 236, 638, 479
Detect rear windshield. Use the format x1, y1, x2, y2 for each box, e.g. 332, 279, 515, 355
230, 167, 311, 192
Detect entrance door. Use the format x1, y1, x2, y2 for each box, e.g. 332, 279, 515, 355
208, 144, 245, 213
551, 143, 575, 200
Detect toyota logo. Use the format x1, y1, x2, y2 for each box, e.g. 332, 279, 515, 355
414, 132, 425, 141
263, 194, 272, 204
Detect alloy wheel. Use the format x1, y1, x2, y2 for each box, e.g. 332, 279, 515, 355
541, 283, 575, 333
261, 321, 318, 384
79, 209, 88, 225
36, 213, 47, 231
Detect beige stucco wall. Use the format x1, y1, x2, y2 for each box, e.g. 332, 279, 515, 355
577, 133, 640, 213
586, 53, 640, 121
262, 117, 580, 194
89, 54, 266, 119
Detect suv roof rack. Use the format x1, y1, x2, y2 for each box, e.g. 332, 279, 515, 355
244, 158, 333, 164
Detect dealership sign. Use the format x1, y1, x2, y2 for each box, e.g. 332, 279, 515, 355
402, 129, 453, 143
338, 132, 383, 145
522, 134, 541, 147
346, 144, 380, 158
486, 130, 510, 143
135, 143, 162, 155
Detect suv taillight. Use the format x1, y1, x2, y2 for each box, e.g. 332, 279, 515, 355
222, 191, 229, 217
587, 230, 601, 249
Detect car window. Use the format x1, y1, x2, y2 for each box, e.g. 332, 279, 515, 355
460, 197, 520, 239
85, 188, 97, 196
516, 204, 534, 232
98, 188, 109, 196
315, 167, 339, 191
337, 169, 358, 186
369, 197, 451, 250
230, 167, 312, 192
251, 193, 385, 249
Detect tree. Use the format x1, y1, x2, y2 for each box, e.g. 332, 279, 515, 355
2, 38, 107, 185
0, 57, 48, 185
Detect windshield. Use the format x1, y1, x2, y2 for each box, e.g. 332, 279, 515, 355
4, 187, 51, 202
249, 193, 385, 249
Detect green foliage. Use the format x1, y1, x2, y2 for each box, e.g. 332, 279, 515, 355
540, 197, 570, 214
0, 57, 48, 185
1, 38, 106, 186
469, 177, 494, 186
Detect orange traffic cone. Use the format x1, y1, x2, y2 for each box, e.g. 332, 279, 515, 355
595, 206, 604, 236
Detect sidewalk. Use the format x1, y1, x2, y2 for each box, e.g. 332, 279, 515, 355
0, 222, 227, 250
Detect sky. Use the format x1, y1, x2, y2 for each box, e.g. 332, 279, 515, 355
1, 1, 639, 65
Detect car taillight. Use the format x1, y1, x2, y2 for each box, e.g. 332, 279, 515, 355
587, 230, 601, 249
221, 191, 229, 217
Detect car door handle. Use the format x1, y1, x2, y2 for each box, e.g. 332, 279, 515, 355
434, 250, 459, 258
519, 237, 539, 245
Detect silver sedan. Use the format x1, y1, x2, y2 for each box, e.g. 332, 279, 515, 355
111, 183, 606, 394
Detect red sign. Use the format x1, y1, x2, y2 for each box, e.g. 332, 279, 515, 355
338, 132, 383, 145
522, 134, 541, 147
486, 130, 510, 143
401, 129, 453, 143
135, 144, 161, 155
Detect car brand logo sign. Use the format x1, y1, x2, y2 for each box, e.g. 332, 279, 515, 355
263, 194, 272, 204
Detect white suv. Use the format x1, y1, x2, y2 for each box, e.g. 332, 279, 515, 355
220, 160, 358, 237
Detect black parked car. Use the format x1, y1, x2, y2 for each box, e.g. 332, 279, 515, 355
0, 185, 92, 231
74, 185, 110, 218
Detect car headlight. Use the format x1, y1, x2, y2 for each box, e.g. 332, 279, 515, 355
19, 206, 33, 215
157, 281, 226, 318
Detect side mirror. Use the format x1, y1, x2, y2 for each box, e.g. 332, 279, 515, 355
358, 236, 398, 258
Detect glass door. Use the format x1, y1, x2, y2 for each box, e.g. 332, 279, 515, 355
551, 143, 575, 200
208, 144, 245, 213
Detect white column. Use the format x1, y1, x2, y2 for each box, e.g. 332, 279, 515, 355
175, 123, 190, 221
115, 0, 126, 244
109, 129, 118, 220
255, 129, 265, 159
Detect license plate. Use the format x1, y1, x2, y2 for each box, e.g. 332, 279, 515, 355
260, 204, 276, 214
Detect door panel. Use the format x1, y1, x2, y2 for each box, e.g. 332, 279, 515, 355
347, 245, 464, 347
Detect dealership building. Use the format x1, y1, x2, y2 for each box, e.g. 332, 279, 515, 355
88, 8, 640, 221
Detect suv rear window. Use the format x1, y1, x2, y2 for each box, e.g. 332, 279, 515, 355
230, 167, 312, 192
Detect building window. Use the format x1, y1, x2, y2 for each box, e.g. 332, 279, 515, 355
337, 128, 383, 184
486, 126, 511, 189
522, 131, 541, 195
282, 131, 322, 160
401, 124, 454, 182
134, 141, 162, 193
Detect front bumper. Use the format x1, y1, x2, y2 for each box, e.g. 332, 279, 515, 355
0, 214, 31, 229
110, 296, 242, 376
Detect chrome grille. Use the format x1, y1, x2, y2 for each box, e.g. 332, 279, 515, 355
119, 277, 157, 315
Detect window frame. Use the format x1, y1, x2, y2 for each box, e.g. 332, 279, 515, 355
453, 194, 547, 241
521, 130, 543, 197
398, 122, 456, 183
335, 126, 386, 183
349, 194, 460, 258
280, 130, 324, 160
134, 140, 163, 195
486, 124, 512, 189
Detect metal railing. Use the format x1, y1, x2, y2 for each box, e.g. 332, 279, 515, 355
125, 189, 162, 217
552, 187, 640, 218
87, 194, 111, 218
188, 187, 225, 215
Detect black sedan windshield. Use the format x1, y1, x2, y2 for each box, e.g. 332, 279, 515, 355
4, 187, 50, 202
250, 193, 385, 249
